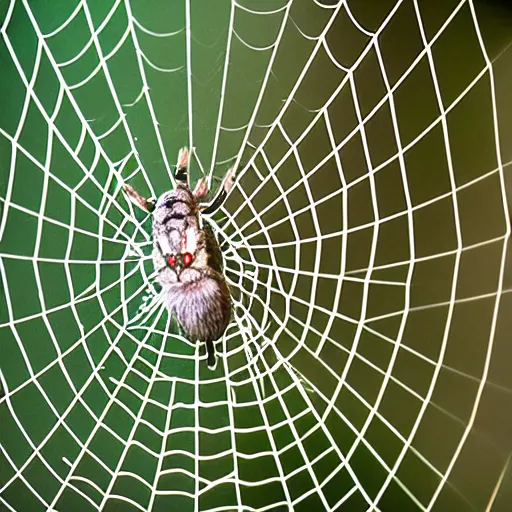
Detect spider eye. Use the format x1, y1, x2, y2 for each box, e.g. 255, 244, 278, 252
183, 252, 194, 266
167, 255, 176, 267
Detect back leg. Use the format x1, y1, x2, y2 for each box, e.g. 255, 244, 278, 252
205, 340, 217, 370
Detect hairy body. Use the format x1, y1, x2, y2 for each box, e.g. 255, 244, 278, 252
124, 148, 234, 369
152, 185, 231, 364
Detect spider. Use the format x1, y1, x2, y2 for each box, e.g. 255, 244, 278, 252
123, 148, 235, 370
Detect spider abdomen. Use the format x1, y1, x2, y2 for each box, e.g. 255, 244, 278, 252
167, 273, 232, 343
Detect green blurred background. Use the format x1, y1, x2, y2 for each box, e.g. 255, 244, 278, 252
1, 0, 511, 511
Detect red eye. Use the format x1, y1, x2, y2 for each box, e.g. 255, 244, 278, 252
183, 252, 193, 266
167, 255, 176, 267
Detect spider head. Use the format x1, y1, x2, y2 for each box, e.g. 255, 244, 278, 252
166, 251, 195, 277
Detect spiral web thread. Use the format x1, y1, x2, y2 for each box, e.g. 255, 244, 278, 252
0, 0, 510, 511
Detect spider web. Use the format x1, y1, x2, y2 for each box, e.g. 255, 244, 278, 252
1, 0, 511, 511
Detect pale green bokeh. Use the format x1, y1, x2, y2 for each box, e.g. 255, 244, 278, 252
1, 1, 511, 511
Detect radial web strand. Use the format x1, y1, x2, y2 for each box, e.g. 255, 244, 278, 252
1, 1, 511, 511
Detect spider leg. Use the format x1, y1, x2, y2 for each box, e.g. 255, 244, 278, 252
205, 340, 217, 370
123, 184, 156, 213
193, 177, 209, 199
175, 147, 190, 186
200, 164, 236, 215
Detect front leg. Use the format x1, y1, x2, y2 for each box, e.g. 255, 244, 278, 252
123, 184, 156, 213
200, 165, 236, 215
175, 146, 190, 186
193, 177, 209, 200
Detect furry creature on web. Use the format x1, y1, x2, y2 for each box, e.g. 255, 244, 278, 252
124, 148, 235, 370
